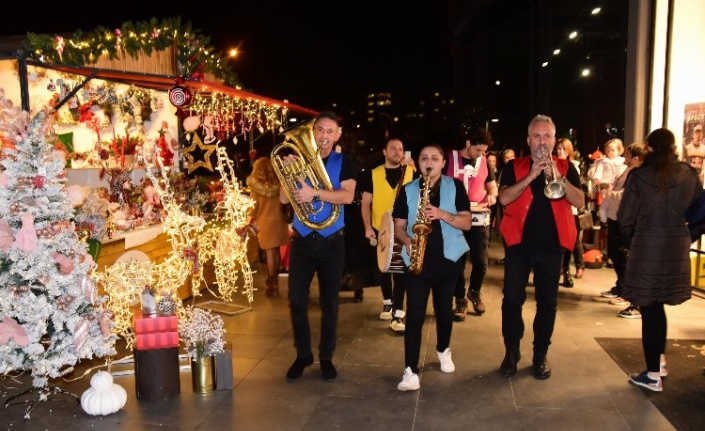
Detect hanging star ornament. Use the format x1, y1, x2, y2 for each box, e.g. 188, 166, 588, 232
184, 133, 216, 173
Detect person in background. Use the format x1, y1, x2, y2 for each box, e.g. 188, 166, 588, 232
554, 138, 585, 287
446, 127, 498, 319
684, 123, 705, 160
247, 157, 291, 298
592, 138, 626, 224
494, 148, 516, 265
618, 128, 701, 392
280, 112, 356, 382
599, 142, 645, 317
393, 143, 471, 391
360, 137, 416, 332
498, 115, 584, 380
487, 152, 499, 234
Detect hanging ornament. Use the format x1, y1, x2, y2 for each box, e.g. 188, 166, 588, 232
169, 78, 193, 108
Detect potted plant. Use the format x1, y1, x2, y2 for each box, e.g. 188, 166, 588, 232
179, 306, 226, 393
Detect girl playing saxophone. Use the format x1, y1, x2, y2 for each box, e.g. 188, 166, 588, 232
392, 143, 472, 391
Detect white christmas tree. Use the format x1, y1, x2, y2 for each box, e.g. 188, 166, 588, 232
0, 90, 116, 390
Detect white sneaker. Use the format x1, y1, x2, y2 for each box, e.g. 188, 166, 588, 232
397, 367, 420, 391
379, 301, 393, 320
438, 348, 455, 373
389, 309, 406, 332
390, 318, 405, 332
660, 363, 668, 377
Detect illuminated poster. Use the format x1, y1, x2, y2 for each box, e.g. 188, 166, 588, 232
683, 102, 705, 183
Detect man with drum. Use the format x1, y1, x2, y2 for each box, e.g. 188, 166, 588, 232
361, 138, 416, 332
446, 126, 498, 320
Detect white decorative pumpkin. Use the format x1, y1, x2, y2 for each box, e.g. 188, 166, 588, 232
80, 371, 127, 416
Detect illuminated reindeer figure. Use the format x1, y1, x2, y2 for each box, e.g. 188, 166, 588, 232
197, 146, 256, 304
143, 150, 206, 304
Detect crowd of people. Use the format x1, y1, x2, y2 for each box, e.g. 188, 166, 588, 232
254, 110, 702, 394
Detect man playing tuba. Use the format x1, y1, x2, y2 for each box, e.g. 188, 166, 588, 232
274, 112, 356, 383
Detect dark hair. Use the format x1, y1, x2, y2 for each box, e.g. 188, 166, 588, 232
314, 111, 341, 126
420, 143, 446, 160
456, 127, 493, 150
384, 137, 404, 150
644, 128, 678, 192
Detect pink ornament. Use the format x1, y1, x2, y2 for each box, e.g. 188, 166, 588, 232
81, 275, 96, 304
73, 319, 89, 353
99, 312, 112, 337
0, 219, 12, 250
13, 213, 38, 252
0, 171, 7, 187
32, 175, 45, 189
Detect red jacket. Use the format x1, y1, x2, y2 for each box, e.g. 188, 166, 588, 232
499, 156, 577, 251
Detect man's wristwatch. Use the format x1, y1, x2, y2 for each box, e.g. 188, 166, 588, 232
313, 190, 320, 201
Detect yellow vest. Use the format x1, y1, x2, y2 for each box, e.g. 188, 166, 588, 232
371, 165, 414, 230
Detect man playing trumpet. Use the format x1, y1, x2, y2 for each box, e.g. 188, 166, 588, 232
276, 112, 356, 382
497, 115, 584, 380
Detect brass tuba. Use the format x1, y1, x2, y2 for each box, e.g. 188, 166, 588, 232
408, 169, 433, 274
271, 118, 340, 230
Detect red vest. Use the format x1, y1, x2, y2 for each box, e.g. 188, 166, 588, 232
499, 156, 577, 251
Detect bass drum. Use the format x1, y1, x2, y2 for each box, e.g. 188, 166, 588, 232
377, 211, 405, 273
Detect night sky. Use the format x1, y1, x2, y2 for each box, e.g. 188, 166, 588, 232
0, 1, 452, 112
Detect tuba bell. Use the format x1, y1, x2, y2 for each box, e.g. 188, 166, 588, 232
271, 118, 340, 230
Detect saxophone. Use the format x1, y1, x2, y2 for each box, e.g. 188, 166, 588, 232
408, 168, 433, 274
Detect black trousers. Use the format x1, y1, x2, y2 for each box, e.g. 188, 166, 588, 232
403, 267, 459, 374
501, 246, 563, 358
288, 231, 345, 361
380, 271, 406, 313
607, 218, 628, 296
562, 215, 585, 271
375, 227, 407, 312
640, 304, 667, 373
454, 225, 488, 299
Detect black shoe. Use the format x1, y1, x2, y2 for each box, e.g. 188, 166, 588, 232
354, 289, 364, 303
320, 360, 337, 381
531, 356, 551, 379
561, 271, 574, 288
499, 350, 520, 377
286, 355, 314, 381
469, 290, 485, 314
453, 298, 468, 322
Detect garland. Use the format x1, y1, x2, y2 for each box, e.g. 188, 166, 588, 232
21, 17, 240, 88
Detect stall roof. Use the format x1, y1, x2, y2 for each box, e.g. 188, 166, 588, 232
24, 59, 320, 118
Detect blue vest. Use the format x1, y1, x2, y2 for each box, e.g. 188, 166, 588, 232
292, 151, 345, 237
400, 175, 469, 265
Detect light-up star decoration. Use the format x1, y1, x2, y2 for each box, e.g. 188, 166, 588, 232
197, 146, 255, 304
184, 133, 216, 173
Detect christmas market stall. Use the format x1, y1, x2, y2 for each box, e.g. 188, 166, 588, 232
0, 18, 317, 416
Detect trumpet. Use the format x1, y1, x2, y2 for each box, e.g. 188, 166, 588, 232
540, 148, 566, 200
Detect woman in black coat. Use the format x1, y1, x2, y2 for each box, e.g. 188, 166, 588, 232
617, 128, 702, 392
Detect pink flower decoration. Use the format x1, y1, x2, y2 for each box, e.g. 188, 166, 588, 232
0, 317, 28, 346
52, 252, 74, 274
